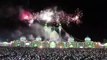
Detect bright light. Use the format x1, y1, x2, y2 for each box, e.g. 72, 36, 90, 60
20, 10, 32, 20
3, 42, 8, 44
23, 15, 29, 20
85, 36, 91, 42
20, 36, 26, 41
69, 45, 73, 48
88, 45, 92, 48
104, 43, 107, 46
80, 46, 83, 48
101, 44, 104, 46
34, 44, 37, 47
50, 41, 56, 48
36, 36, 42, 41
59, 46, 63, 48
20, 7, 82, 26
28, 19, 34, 25
39, 45, 43, 48
39, 10, 54, 22
72, 15, 79, 20
25, 43, 30, 46
96, 43, 98, 44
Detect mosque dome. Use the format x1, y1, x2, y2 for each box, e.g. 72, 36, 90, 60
85, 36, 91, 42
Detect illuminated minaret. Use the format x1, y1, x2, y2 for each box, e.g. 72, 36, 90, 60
44, 23, 49, 40
44, 23, 52, 40
58, 23, 62, 41
44, 23, 48, 31
59, 23, 62, 34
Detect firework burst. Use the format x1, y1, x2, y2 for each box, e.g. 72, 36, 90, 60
20, 7, 83, 26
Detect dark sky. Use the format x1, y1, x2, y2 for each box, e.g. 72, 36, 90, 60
0, 0, 107, 42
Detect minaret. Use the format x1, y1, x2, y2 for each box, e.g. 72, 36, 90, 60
44, 23, 48, 32
44, 23, 49, 40
58, 23, 62, 41
58, 23, 62, 32
44, 23, 52, 41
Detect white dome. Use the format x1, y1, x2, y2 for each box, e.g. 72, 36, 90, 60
50, 30, 59, 41
36, 36, 42, 41
85, 36, 91, 42
20, 36, 26, 41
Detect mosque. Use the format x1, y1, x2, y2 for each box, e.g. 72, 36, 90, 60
0, 22, 105, 48
0, 25, 105, 48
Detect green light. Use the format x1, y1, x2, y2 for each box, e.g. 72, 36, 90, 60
50, 42, 56, 48
69, 45, 73, 48
34, 44, 37, 47
88, 45, 92, 48
104, 43, 107, 46
17, 44, 20, 46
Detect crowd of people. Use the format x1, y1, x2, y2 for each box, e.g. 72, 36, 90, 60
0, 47, 107, 60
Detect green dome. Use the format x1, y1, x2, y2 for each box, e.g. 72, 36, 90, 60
50, 41, 56, 48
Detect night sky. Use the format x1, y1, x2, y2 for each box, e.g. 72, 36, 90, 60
0, 0, 107, 42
